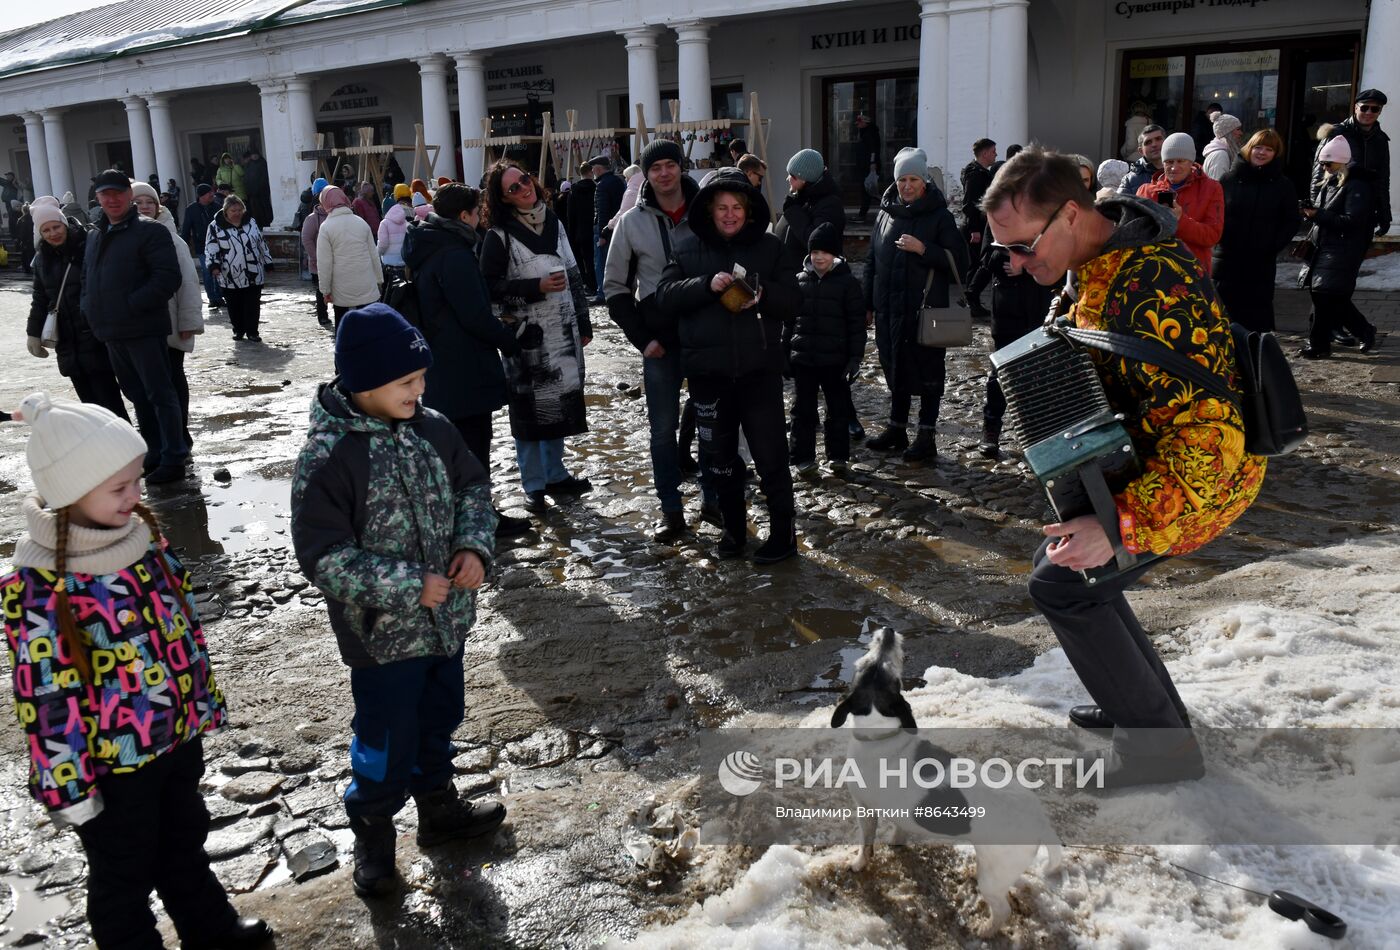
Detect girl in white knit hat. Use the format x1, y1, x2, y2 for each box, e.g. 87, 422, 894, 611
1, 393, 271, 949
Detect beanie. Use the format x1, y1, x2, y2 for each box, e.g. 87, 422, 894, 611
640, 139, 684, 174
131, 181, 159, 204
30, 201, 65, 232
1161, 132, 1196, 162
319, 186, 350, 211
311, 177, 329, 197
196, 183, 214, 197
807, 221, 842, 256
393, 183, 412, 200
437, 176, 452, 187
412, 192, 428, 207
1212, 114, 1242, 139
17, 392, 148, 508
893, 147, 929, 181
1318, 136, 1352, 165
1096, 159, 1130, 192
411, 178, 430, 199
31, 195, 60, 210
786, 148, 825, 183
336, 303, 434, 394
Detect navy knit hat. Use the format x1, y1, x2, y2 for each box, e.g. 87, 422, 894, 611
807, 222, 842, 256
195, 183, 214, 197
640, 139, 684, 174
335, 303, 434, 394
786, 149, 825, 183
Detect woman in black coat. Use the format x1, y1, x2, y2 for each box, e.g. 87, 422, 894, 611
1299, 140, 1379, 358
655, 168, 801, 564
773, 149, 845, 267
1212, 129, 1301, 332
864, 148, 969, 462
24, 209, 129, 421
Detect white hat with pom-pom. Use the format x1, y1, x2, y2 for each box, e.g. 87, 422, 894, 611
16, 392, 147, 508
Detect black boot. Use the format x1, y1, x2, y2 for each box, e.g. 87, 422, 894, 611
753, 516, 797, 564
494, 508, 532, 538
866, 426, 908, 452
414, 784, 507, 847
978, 423, 1001, 459
848, 418, 866, 442
182, 917, 275, 949
716, 501, 747, 559
902, 429, 936, 462
349, 815, 397, 897
651, 510, 688, 544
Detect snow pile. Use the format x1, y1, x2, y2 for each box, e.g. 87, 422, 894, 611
626, 534, 1400, 948
1276, 249, 1400, 290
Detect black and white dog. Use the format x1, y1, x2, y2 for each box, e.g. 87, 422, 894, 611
831, 627, 1063, 934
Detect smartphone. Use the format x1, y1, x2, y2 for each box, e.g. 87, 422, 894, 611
1155, 191, 1175, 207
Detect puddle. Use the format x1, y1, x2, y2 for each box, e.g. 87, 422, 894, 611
201, 409, 274, 430
681, 606, 869, 661
149, 474, 292, 557
1, 875, 72, 946
219, 384, 286, 398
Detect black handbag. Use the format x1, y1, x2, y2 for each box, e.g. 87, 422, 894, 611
1060, 322, 1308, 457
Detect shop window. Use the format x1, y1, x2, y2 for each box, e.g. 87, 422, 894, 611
1190, 49, 1280, 151
1122, 56, 1185, 160
824, 72, 918, 208
194, 129, 263, 172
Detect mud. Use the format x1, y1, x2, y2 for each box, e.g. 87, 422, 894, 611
0, 270, 1397, 948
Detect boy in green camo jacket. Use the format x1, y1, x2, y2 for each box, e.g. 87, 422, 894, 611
290, 302, 506, 897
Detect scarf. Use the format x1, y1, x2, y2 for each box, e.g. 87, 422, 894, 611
515, 202, 549, 236
11, 494, 152, 575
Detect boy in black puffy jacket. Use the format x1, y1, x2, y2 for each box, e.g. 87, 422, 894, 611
787, 222, 865, 476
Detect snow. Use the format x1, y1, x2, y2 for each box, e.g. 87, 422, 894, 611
620, 534, 1400, 948
1276, 249, 1400, 291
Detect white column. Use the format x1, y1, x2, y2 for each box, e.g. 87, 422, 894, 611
42, 109, 73, 200
1360, 0, 1400, 233
621, 27, 662, 159
20, 113, 51, 198
917, 1, 950, 184
145, 95, 181, 195
122, 96, 157, 183
256, 79, 301, 227
454, 53, 489, 186
946, 1, 993, 192
987, 0, 1029, 153
417, 55, 454, 179
284, 78, 318, 193
674, 20, 712, 123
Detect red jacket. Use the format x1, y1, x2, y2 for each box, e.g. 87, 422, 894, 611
1137, 167, 1224, 274
351, 196, 382, 237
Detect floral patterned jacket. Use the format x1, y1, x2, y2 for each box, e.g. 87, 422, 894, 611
1072, 196, 1266, 557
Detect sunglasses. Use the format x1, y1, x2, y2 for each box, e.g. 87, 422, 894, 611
1358, 104, 1383, 114
505, 172, 533, 196
991, 202, 1066, 258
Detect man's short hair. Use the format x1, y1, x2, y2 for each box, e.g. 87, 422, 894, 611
981, 147, 1092, 218
432, 182, 480, 219
578, 162, 592, 177
737, 154, 767, 174
730, 138, 748, 155
1138, 124, 1166, 145
973, 138, 996, 154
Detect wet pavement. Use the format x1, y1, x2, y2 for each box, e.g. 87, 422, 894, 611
0, 267, 1398, 947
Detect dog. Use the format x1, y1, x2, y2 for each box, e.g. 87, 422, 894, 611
831, 626, 1063, 935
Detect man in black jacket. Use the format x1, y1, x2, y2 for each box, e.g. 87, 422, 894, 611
592, 156, 626, 304
83, 168, 187, 483
180, 184, 224, 308
960, 138, 997, 277
567, 162, 597, 294
1312, 88, 1391, 236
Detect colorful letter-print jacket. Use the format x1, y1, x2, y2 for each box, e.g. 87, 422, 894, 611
1072, 196, 1266, 557
3, 514, 224, 823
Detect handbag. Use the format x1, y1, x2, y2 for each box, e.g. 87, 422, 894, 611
916, 248, 972, 348
41, 263, 73, 348
1289, 224, 1317, 261
863, 170, 880, 198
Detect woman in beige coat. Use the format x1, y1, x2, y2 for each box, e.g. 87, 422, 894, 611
315, 186, 383, 326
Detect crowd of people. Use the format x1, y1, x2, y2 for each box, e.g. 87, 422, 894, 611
1, 84, 1394, 948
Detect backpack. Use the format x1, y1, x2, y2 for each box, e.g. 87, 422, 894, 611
381, 272, 424, 331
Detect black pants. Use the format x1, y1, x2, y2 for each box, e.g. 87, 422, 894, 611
678, 396, 696, 456
75, 739, 238, 950
1309, 290, 1372, 351
167, 347, 193, 450
223, 285, 262, 337
333, 304, 353, 328
453, 413, 493, 474
858, 177, 876, 217
789, 364, 852, 463
1214, 272, 1275, 333
69, 364, 131, 424
106, 335, 187, 468
690, 372, 794, 524
311, 274, 329, 322
983, 310, 1045, 431
1027, 539, 1190, 730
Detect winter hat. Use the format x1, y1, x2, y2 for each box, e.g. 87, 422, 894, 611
31, 195, 60, 210
17, 392, 147, 509
30, 201, 65, 232
893, 147, 929, 181
392, 183, 412, 200
335, 303, 434, 394
196, 183, 214, 198
1212, 114, 1242, 139
1096, 159, 1130, 192
60, 190, 75, 205
436, 176, 452, 188
807, 222, 842, 256
640, 139, 684, 174
131, 181, 159, 204
1160, 132, 1197, 162
558, 179, 572, 193
786, 148, 825, 184
412, 192, 428, 207
411, 178, 430, 200
1318, 136, 1352, 165
319, 186, 350, 211
311, 177, 329, 197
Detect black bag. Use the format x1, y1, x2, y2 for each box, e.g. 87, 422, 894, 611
1060, 322, 1308, 457
382, 273, 424, 332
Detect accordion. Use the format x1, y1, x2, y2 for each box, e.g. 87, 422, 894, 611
990, 325, 1157, 584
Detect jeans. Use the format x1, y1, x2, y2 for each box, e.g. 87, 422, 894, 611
223, 285, 262, 337
106, 335, 189, 468
592, 227, 607, 300
344, 648, 465, 819
515, 437, 568, 493
75, 739, 238, 950
789, 364, 852, 463
193, 252, 223, 306
889, 388, 941, 430
689, 372, 794, 523
644, 352, 717, 513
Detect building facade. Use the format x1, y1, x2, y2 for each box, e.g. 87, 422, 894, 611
2, 0, 1396, 230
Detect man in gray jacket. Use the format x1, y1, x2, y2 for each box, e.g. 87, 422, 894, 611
604, 140, 717, 542
1117, 125, 1166, 197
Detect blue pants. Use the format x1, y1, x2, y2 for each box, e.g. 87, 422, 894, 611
592, 226, 607, 300
644, 351, 717, 513
192, 252, 223, 306
515, 437, 568, 493
106, 335, 190, 468
344, 648, 465, 819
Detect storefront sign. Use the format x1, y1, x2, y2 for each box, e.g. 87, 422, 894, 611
484, 65, 553, 96
809, 25, 920, 51
1114, 0, 1274, 19
1195, 49, 1280, 74
1129, 57, 1186, 79
320, 83, 380, 115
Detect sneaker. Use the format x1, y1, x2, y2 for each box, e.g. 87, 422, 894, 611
651, 510, 688, 544
494, 509, 532, 538
794, 459, 819, 478
145, 464, 188, 485
1360, 324, 1380, 354
522, 490, 549, 513
848, 420, 866, 442
414, 785, 507, 847
349, 815, 397, 897
866, 427, 908, 452
827, 459, 849, 478
903, 430, 936, 462
698, 502, 723, 529
545, 476, 593, 498
182, 916, 275, 949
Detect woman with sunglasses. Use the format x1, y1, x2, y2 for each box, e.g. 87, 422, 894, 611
863, 147, 969, 463
478, 161, 593, 513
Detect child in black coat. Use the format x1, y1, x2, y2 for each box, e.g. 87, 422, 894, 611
787, 223, 866, 476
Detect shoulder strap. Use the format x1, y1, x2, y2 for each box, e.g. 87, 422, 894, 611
1059, 325, 1239, 409
920, 248, 962, 306
656, 212, 673, 261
